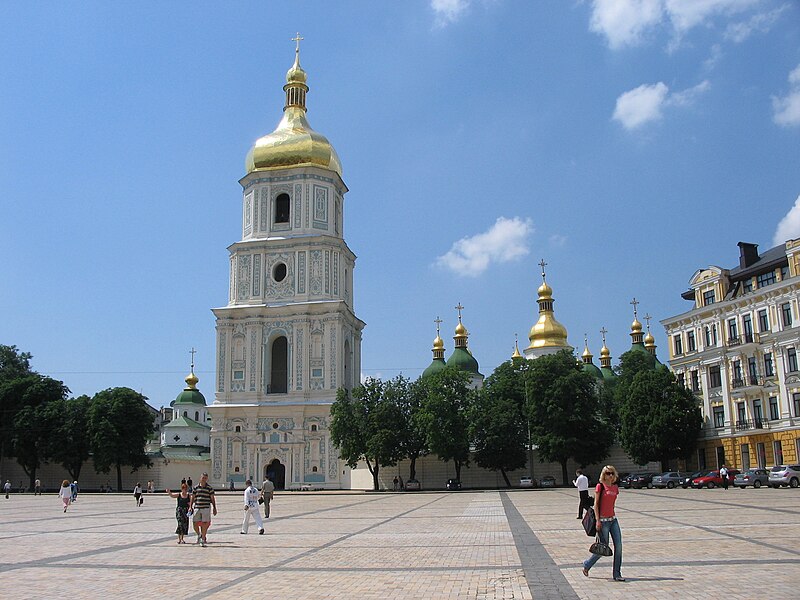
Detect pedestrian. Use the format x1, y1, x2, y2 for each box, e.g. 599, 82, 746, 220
582, 465, 624, 582
181, 477, 186, 488
229, 479, 235, 491
34, 478, 41, 496
720, 465, 729, 490
3, 480, 10, 499
189, 472, 216, 547
260, 475, 275, 519
573, 468, 590, 520
70, 481, 79, 502
187, 476, 193, 490
59, 480, 72, 513
241, 479, 265, 535
166, 483, 191, 544
133, 482, 143, 506
398, 475, 404, 490
147, 480, 154, 494
393, 476, 399, 491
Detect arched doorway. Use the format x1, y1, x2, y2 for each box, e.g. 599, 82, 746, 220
265, 459, 286, 490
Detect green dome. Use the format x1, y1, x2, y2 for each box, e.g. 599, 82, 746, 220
583, 362, 604, 380
422, 358, 447, 378
446, 347, 480, 375
171, 388, 207, 406
600, 366, 616, 381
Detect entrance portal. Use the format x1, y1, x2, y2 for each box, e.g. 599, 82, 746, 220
265, 459, 286, 490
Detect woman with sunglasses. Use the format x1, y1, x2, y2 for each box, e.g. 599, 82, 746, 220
582, 465, 624, 582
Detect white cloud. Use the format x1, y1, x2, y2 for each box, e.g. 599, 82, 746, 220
590, 0, 764, 49
548, 234, 568, 247
613, 80, 710, 129
589, 0, 663, 49
773, 194, 800, 246
436, 217, 533, 277
773, 64, 800, 127
724, 4, 789, 43
431, 0, 470, 26
613, 82, 669, 129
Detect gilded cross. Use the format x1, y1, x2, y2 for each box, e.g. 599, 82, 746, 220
600, 327, 608, 344
644, 313, 652, 331
434, 316, 442, 336
189, 347, 197, 370
292, 32, 304, 53
455, 303, 464, 322
538, 258, 548, 280
630, 297, 639, 319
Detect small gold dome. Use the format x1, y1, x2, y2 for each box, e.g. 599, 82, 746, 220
286, 53, 307, 84
185, 371, 199, 390
538, 281, 553, 298
433, 335, 444, 350
528, 315, 569, 348
582, 345, 592, 359
644, 331, 655, 345
631, 318, 642, 332
511, 341, 522, 359
455, 322, 467, 337
600, 344, 610, 358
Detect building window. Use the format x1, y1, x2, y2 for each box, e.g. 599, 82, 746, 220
709, 365, 722, 388
743, 278, 753, 293
737, 401, 746, 424
233, 370, 244, 380
757, 271, 776, 289
782, 303, 793, 327
728, 318, 739, 342
769, 396, 779, 421
703, 290, 715, 306
673, 334, 683, 356
732, 360, 743, 387
677, 372, 685, 387
698, 449, 707, 470
780, 265, 789, 281
794, 393, 800, 418
712, 406, 724, 428
753, 399, 763, 423
311, 424, 317, 432
235, 425, 241, 433
273, 262, 287, 282
270, 336, 288, 394
741, 444, 751, 471
748, 357, 758, 385
275, 193, 290, 224
195, 411, 199, 421
312, 466, 318, 472
743, 314, 753, 343
757, 309, 769, 333
687, 331, 696, 352
690, 370, 700, 392
788, 348, 799, 373
712, 324, 718, 345
773, 440, 784, 465
764, 352, 774, 377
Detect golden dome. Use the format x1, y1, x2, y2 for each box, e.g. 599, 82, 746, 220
185, 371, 199, 390
538, 281, 553, 298
511, 340, 522, 359
526, 265, 569, 350
433, 334, 444, 350
631, 318, 642, 333
582, 345, 592, 359
644, 331, 655, 345
245, 47, 342, 177
600, 343, 610, 358
454, 321, 467, 338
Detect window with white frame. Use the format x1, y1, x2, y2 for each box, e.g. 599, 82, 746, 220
769, 396, 779, 421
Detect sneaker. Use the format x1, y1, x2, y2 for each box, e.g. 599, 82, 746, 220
614, 577, 626, 582
240, 531, 247, 535
259, 528, 264, 535
201, 537, 207, 547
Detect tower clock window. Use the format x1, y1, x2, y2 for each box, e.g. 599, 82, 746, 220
275, 193, 290, 224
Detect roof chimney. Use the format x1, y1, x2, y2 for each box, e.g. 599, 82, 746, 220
737, 242, 759, 269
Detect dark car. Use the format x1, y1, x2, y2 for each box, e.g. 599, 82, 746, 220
630, 472, 657, 489
681, 470, 704, 488
445, 478, 461, 490
405, 479, 421, 491
619, 473, 636, 489
733, 468, 769, 489
539, 475, 556, 488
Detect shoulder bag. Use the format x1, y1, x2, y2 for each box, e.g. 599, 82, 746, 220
581, 483, 603, 537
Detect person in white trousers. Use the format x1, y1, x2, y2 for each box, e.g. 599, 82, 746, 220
241, 479, 264, 535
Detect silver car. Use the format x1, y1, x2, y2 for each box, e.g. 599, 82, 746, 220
769, 465, 800, 488
652, 471, 685, 489
733, 468, 769, 488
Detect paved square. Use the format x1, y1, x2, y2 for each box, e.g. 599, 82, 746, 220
1, 487, 798, 599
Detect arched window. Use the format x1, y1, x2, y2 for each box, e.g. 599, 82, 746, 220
270, 336, 288, 394
344, 339, 352, 390
311, 424, 317, 432
275, 193, 290, 224
235, 425, 241, 433
183, 411, 187, 418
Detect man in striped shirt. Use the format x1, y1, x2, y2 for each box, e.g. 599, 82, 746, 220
190, 472, 217, 547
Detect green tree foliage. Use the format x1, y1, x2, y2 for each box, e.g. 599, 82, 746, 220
88, 387, 154, 492
387, 375, 429, 481
615, 352, 702, 469
526, 350, 613, 485
8, 375, 70, 490
0, 345, 35, 467
43, 395, 92, 480
417, 367, 472, 482
329, 378, 405, 491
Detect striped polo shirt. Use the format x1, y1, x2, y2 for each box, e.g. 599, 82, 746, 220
192, 483, 214, 509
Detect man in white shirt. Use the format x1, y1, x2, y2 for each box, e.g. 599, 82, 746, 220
241, 479, 264, 535
573, 469, 590, 519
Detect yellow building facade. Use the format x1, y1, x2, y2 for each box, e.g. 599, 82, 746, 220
662, 240, 800, 471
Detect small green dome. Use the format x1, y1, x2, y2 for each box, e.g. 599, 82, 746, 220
600, 366, 616, 381
446, 347, 480, 375
583, 362, 604, 380
171, 388, 207, 406
422, 358, 447, 378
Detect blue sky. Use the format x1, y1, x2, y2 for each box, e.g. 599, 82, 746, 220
1, 1, 798, 409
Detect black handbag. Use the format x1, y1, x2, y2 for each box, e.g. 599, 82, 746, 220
258, 497, 264, 505
582, 483, 604, 536
590, 533, 613, 556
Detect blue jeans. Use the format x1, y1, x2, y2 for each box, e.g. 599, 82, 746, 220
583, 517, 622, 578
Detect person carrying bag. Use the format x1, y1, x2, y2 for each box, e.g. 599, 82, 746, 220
582, 465, 625, 582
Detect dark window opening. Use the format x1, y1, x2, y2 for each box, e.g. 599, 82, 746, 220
273, 262, 287, 282
270, 337, 288, 394
275, 193, 290, 224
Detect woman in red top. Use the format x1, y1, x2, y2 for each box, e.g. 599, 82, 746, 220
582, 465, 624, 581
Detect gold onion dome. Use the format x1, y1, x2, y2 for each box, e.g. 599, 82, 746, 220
433, 334, 444, 350
245, 37, 342, 177
600, 343, 610, 359
185, 371, 199, 390
527, 265, 569, 350
644, 330, 655, 345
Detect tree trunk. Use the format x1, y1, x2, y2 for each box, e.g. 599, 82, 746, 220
20, 464, 36, 492
409, 455, 417, 480
116, 463, 123, 493
560, 459, 569, 487
500, 468, 511, 488
68, 462, 83, 482
372, 464, 380, 491
454, 460, 462, 482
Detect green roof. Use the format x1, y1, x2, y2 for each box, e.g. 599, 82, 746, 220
422, 358, 447, 378
582, 362, 604, 380
446, 347, 481, 375
600, 366, 616, 381
171, 388, 207, 406
163, 416, 210, 430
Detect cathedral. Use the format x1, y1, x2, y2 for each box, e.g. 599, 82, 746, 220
207, 40, 364, 490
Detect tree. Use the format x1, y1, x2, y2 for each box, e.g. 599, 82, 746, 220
8, 374, 70, 490
0, 345, 35, 468
388, 375, 429, 481
417, 367, 472, 482
43, 395, 92, 480
88, 388, 154, 492
615, 359, 702, 469
471, 390, 527, 487
330, 378, 405, 491
525, 350, 614, 486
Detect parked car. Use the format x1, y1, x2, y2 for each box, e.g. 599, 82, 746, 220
768, 465, 800, 488
652, 471, 685, 489
681, 470, 704, 488
691, 469, 740, 488
405, 479, 421, 491
630, 472, 658, 489
519, 476, 536, 488
619, 473, 636, 489
733, 468, 769, 489
539, 475, 556, 488
445, 478, 461, 490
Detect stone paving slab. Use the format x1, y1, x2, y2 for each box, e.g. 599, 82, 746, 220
1, 487, 799, 599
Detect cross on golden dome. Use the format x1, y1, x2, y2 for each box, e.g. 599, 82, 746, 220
630, 297, 639, 319
455, 303, 464, 322
434, 316, 442, 336
291, 32, 304, 54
